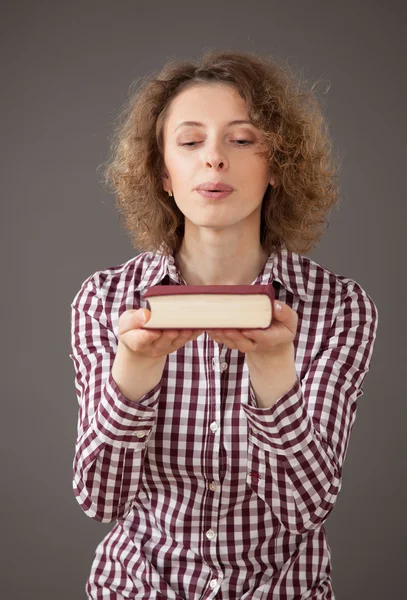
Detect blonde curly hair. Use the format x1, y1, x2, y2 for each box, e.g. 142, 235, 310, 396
101, 48, 341, 257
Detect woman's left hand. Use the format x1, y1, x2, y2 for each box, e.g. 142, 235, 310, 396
206, 299, 298, 358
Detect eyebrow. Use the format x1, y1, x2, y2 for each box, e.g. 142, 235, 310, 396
173, 119, 255, 133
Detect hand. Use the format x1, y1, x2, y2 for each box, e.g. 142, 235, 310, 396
206, 300, 298, 358
118, 308, 204, 360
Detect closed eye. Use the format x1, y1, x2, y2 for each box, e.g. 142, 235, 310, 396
180, 140, 253, 147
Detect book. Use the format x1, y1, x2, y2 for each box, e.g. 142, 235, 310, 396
142, 283, 275, 329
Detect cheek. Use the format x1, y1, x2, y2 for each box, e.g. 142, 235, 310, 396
173, 194, 195, 218
237, 154, 269, 176
167, 156, 194, 186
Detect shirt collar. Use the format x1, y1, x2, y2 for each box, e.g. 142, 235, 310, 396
135, 244, 311, 303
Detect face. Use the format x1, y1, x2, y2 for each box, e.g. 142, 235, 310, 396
161, 82, 277, 235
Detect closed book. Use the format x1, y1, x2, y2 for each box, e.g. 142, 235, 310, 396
142, 283, 275, 329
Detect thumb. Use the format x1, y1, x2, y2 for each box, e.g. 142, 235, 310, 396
126, 307, 150, 322
273, 300, 284, 318
138, 308, 151, 324
273, 300, 298, 334
119, 308, 150, 335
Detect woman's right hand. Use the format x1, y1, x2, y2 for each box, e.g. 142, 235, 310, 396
117, 308, 204, 360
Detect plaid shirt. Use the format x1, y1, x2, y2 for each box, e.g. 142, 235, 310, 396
69, 247, 378, 599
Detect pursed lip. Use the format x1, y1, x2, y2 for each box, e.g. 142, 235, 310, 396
195, 181, 233, 192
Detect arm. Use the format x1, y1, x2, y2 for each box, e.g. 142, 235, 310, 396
248, 342, 297, 409
69, 276, 162, 523
242, 281, 379, 535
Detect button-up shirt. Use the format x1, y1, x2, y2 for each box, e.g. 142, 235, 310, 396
69, 247, 379, 599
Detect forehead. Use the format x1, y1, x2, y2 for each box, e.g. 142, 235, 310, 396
165, 83, 250, 129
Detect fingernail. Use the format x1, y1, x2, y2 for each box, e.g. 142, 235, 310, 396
275, 301, 282, 312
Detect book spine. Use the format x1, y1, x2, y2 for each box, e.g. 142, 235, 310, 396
264, 283, 275, 303
264, 283, 275, 328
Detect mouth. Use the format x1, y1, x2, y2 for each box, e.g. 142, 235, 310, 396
196, 189, 233, 199
195, 181, 234, 192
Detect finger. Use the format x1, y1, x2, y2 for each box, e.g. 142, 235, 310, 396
151, 328, 203, 352
241, 330, 261, 342
273, 300, 298, 334
208, 332, 224, 344
191, 329, 204, 339
175, 328, 203, 341
226, 332, 259, 351
219, 333, 239, 349
119, 308, 150, 336
150, 329, 184, 352
119, 328, 162, 355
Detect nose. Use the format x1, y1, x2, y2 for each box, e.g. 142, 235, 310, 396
204, 141, 229, 170
206, 157, 225, 169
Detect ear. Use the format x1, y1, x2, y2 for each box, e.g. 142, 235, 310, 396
269, 172, 280, 188
161, 168, 172, 194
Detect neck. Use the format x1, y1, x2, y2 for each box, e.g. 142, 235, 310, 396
174, 231, 269, 286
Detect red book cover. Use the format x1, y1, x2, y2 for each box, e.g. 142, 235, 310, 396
144, 283, 275, 300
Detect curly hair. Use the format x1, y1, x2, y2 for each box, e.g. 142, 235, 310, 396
101, 48, 341, 257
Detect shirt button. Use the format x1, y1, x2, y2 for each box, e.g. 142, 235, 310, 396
206, 529, 216, 540
210, 422, 219, 432
209, 481, 217, 491
210, 579, 218, 588
134, 431, 147, 437
220, 361, 228, 371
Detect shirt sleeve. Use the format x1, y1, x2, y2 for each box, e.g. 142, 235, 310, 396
69, 275, 162, 523
241, 280, 379, 535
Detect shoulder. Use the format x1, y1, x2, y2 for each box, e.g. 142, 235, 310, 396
293, 251, 379, 324
70, 250, 161, 307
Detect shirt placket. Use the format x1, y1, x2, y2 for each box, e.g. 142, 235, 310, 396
201, 339, 229, 596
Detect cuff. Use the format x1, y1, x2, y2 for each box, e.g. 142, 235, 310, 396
242, 375, 315, 455
93, 371, 161, 447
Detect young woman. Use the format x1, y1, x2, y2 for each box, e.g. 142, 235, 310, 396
70, 49, 379, 599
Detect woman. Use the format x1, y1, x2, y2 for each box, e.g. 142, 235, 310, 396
69, 49, 379, 599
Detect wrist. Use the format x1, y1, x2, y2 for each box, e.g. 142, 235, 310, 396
112, 342, 166, 403
247, 342, 295, 370
247, 343, 297, 409
117, 339, 166, 368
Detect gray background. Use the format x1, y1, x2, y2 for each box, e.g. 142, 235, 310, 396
1, 0, 405, 598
